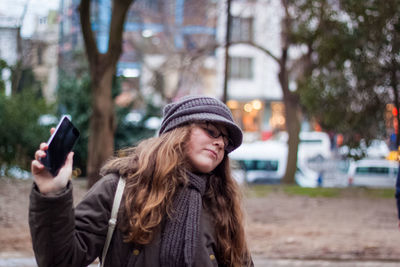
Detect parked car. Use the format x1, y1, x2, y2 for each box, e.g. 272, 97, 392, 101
347, 158, 398, 188
339, 139, 390, 159
230, 141, 286, 184
230, 140, 319, 187
272, 131, 332, 161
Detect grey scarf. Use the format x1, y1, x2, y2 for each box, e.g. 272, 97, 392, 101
160, 171, 208, 267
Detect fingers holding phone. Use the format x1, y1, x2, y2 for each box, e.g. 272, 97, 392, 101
31, 143, 48, 175
32, 149, 74, 195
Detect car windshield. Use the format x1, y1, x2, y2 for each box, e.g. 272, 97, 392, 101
300, 139, 322, 144
240, 160, 279, 171
355, 166, 397, 176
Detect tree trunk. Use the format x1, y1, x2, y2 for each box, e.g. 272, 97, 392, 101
282, 95, 301, 184
87, 62, 116, 188
278, 48, 301, 184
79, 0, 134, 188
222, 0, 232, 103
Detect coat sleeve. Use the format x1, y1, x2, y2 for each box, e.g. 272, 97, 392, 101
29, 174, 119, 267
395, 164, 400, 220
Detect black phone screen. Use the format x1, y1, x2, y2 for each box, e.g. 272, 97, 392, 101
40, 116, 80, 176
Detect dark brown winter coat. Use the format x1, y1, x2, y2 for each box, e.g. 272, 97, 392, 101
29, 173, 221, 267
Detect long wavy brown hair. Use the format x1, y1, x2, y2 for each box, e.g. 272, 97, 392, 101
101, 124, 251, 266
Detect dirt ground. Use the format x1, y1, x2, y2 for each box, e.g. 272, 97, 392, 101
1, 178, 400, 262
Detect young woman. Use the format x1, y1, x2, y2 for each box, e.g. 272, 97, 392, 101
30, 95, 253, 267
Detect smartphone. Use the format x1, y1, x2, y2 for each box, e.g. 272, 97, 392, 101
40, 115, 80, 177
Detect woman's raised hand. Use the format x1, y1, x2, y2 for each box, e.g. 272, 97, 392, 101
31, 128, 74, 195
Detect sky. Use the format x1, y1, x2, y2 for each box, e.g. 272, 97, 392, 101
0, 0, 60, 37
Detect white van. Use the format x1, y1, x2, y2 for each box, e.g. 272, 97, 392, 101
230, 140, 319, 187
273, 131, 332, 161
230, 141, 287, 184
347, 159, 398, 188
298, 131, 332, 160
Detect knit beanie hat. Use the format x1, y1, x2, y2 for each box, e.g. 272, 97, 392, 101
158, 95, 243, 153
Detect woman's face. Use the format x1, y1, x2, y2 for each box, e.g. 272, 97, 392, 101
186, 122, 229, 173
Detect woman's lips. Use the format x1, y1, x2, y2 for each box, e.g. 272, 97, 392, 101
205, 149, 218, 160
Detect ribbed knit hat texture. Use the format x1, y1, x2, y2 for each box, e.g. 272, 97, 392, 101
158, 95, 243, 153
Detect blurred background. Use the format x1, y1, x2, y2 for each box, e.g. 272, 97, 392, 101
1, 0, 399, 189
1, 0, 400, 265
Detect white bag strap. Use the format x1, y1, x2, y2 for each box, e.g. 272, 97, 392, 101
100, 176, 126, 267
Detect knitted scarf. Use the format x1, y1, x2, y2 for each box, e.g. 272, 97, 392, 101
160, 171, 208, 267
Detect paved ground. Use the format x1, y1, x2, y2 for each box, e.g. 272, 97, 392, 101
2, 177, 400, 266
1, 257, 399, 267
254, 258, 400, 267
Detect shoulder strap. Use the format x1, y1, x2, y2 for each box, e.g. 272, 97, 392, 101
100, 176, 126, 267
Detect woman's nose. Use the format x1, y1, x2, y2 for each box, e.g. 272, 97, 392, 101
213, 136, 225, 148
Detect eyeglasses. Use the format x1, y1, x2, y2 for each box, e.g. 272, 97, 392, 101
199, 122, 232, 149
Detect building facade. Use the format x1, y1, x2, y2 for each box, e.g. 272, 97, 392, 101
58, 0, 289, 138
0, 11, 59, 101
58, 0, 219, 108
0, 16, 20, 67
0, 16, 20, 96
217, 0, 285, 141
29, 11, 60, 102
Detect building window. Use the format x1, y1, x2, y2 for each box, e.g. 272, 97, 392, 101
229, 57, 253, 79
230, 16, 253, 42
39, 16, 47, 25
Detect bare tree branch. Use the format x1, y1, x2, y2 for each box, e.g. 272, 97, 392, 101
79, 0, 98, 65
230, 41, 280, 63
107, 0, 135, 64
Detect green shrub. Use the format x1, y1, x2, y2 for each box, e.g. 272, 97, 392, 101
0, 90, 54, 173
